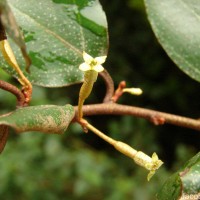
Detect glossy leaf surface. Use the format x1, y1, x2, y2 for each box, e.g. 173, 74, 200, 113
0, 0, 108, 87
157, 152, 200, 199
144, 0, 200, 82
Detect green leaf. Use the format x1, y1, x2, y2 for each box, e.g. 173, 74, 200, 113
0, 104, 75, 134
0, 0, 108, 87
144, 0, 200, 82
180, 153, 200, 196
157, 152, 200, 200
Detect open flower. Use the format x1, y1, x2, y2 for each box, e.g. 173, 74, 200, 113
133, 152, 163, 181
79, 51, 106, 72
113, 141, 163, 181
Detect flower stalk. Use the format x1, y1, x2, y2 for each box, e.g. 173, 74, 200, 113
85, 121, 163, 181
78, 52, 106, 121
0, 39, 32, 104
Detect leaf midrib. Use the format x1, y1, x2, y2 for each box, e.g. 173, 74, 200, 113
9, 2, 83, 56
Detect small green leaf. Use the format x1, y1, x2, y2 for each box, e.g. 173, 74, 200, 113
0, 0, 108, 87
157, 152, 200, 200
144, 0, 200, 82
0, 104, 75, 134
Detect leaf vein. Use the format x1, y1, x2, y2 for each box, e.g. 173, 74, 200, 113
9, 3, 82, 56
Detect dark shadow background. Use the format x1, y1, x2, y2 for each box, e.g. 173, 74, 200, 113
100, 0, 200, 166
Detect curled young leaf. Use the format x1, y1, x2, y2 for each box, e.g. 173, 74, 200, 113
0, 104, 75, 134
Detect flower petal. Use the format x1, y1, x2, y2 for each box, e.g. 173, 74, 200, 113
152, 152, 158, 161
94, 56, 107, 65
147, 170, 155, 181
83, 51, 93, 64
93, 65, 104, 72
79, 63, 91, 71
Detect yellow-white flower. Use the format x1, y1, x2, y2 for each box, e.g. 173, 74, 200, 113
113, 140, 163, 181
133, 152, 163, 181
79, 51, 106, 72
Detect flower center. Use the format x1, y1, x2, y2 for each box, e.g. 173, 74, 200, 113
90, 60, 98, 68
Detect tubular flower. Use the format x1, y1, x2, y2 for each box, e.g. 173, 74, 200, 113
133, 152, 163, 181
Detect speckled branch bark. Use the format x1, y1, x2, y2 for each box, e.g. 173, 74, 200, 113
74, 103, 200, 131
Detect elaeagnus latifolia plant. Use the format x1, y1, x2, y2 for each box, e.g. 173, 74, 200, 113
0, 0, 199, 199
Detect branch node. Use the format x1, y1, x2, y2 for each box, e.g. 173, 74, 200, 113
111, 81, 126, 102
150, 115, 165, 125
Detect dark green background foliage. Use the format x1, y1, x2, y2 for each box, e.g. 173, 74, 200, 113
0, 0, 199, 199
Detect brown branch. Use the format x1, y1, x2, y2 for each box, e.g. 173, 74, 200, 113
74, 103, 200, 131
0, 125, 9, 153
99, 69, 115, 103
111, 81, 126, 102
0, 80, 26, 107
